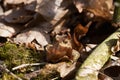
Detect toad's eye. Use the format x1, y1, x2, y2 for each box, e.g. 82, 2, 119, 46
63, 39, 68, 44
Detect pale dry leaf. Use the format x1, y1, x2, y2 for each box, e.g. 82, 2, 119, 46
0, 5, 4, 15
4, 0, 26, 5
36, 0, 69, 22
72, 49, 80, 62
84, 44, 97, 52
14, 26, 51, 47
35, 29, 50, 47
0, 21, 23, 37
51, 20, 66, 36
57, 62, 77, 78
0, 23, 15, 37
4, 7, 34, 24
4, 0, 36, 5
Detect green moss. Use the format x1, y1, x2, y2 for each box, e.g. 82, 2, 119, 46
0, 42, 40, 69
0, 42, 45, 80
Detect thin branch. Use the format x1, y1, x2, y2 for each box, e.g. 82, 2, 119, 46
12, 62, 46, 71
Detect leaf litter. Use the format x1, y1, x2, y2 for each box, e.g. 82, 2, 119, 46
0, 0, 119, 80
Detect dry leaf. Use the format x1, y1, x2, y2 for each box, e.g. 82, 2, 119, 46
35, 0, 69, 22
57, 62, 77, 78
0, 5, 4, 15
72, 22, 92, 52
0, 23, 16, 37
51, 20, 66, 36
4, 0, 26, 5
14, 27, 50, 48
4, 0, 36, 6
82, 44, 97, 52
0, 20, 23, 37
111, 35, 120, 54
74, 0, 112, 19
3, 7, 34, 24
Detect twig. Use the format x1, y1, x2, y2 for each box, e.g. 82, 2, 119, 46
51, 77, 59, 80
12, 62, 46, 71
0, 64, 22, 80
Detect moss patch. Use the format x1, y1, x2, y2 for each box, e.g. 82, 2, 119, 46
0, 42, 45, 80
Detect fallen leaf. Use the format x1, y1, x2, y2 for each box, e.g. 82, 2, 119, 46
0, 23, 16, 37
4, 0, 36, 6
14, 26, 51, 48
57, 62, 77, 78
0, 20, 23, 37
4, 0, 26, 5
0, 5, 4, 15
35, 0, 69, 23
111, 35, 120, 54
72, 21, 92, 52
4, 7, 34, 24
74, 0, 112, 19
51, 20, 66, 36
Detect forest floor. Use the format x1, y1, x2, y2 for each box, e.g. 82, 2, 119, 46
0, 0, 120, 80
